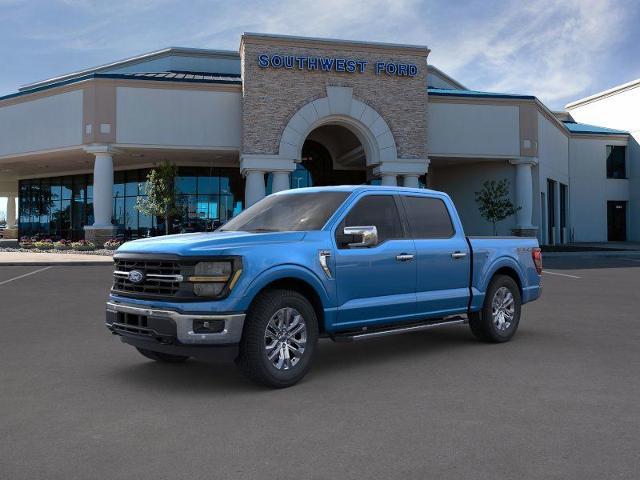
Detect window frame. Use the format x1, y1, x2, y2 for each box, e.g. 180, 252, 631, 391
334, 193, 406, 249
398, 194, 457, 240
606, 145, 627, 179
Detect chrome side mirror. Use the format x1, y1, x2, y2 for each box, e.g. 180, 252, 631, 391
343, 225, 378, 248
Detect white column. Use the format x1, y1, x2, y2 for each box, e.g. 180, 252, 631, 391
6, 195, 16, 228
380, 174, 397, 186
510, 158, 537, 229
402, 174, 420, 188
244, 170, 266, 207
271, 171, 290, 193
92, 151, 115, 227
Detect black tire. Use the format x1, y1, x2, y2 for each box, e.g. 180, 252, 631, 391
237, 289, 318, 388
469, 275, 522, 343
135, 347, 189, 363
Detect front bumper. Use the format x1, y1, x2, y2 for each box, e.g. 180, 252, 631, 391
106, 301, 245, 345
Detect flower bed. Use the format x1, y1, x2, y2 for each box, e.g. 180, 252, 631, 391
33, 240, 54, 250
54, 239, 73, 251
3, 236, 112, 255
19, 237, 35, 249
103, 238, 124, 250
71, 240, 96, 251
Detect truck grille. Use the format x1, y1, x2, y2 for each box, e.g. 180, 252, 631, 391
112, 258, 182, 297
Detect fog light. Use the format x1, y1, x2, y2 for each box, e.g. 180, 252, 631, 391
193, 319, 225, 334
193, 282, 226, 297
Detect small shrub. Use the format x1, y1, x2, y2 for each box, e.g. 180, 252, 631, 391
33, 239, 54, 250
19, 236, 35, 249
71, 240, 96, 251
54, 239, 73, 250
103, 238, 124, 250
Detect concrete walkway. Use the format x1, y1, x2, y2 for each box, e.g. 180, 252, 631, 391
0, 251, 113, 266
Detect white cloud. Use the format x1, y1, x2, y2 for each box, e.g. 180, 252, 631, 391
2, 0, 635, 108
426, 0, 631, 107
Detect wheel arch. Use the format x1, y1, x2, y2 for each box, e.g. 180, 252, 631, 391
491, 266, 523, 296
249, 278, 327, 334
242, 265, 331, 334
482, 257, 526, 297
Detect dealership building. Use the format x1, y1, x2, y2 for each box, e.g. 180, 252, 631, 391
0, 33, 637, 244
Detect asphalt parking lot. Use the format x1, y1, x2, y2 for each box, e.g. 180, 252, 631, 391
1, 256, 639, 479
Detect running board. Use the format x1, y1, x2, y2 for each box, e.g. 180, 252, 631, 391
330, 316, 468, 343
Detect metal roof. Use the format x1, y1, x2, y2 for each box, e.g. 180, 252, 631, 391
0, 71, 241, 103
428, 87, 535, 100
19, 47, 240, 92
562, 121, 628, 135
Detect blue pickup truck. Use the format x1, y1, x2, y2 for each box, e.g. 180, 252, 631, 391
106, 186, 542, 387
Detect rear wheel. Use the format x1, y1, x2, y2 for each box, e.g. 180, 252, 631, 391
237, 289, 318, 388
469, 275, 521, 343
135, 347, 189, 363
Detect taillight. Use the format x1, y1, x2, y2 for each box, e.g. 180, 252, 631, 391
532, 248, 542, 275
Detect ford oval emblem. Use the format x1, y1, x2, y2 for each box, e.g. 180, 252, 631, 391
128, 270, 145, 284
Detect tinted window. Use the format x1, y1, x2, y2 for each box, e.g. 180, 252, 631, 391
402, 196, 454, 238
220, 192, 348, 232
343, 195, 403, 243
606, 145, 626, 179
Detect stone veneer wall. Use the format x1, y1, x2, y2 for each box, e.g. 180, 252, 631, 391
240, 37, 428, 160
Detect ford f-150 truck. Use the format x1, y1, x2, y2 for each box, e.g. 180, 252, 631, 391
106, 186, 542, 387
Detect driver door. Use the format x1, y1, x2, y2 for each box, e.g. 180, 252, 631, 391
333, 194, 417, 330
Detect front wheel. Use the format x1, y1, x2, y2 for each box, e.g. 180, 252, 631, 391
237, 289, 318, 388
469, 275, 522, 343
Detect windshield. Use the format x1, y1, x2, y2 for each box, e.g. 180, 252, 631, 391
220, 191, 349, 232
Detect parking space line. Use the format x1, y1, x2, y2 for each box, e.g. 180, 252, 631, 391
542, 270, 581, 279
0, 266, 52, 286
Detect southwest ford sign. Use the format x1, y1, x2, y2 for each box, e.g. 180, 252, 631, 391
257, 54, 418, 77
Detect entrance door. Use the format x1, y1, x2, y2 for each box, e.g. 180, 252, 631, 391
334, 194, 416, 329
547, 179, 556, 244
607, 201, 627, 241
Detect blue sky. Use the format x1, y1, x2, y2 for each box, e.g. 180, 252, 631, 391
1, 0, 639, 108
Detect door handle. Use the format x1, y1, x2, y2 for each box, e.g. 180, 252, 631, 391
451, 251, 467, 259
396, 254, 415, 262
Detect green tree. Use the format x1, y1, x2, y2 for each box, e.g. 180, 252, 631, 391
474, 179, 520, 235
136, 161, 181, 235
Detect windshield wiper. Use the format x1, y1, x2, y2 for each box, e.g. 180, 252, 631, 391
247, 228, 281, 232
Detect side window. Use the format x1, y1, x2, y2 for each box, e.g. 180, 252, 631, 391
402, 196, 455, 239
340, 195, 403, 245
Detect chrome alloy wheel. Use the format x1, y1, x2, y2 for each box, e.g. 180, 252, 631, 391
265, 307, 308, 370
491, 286, 515, 332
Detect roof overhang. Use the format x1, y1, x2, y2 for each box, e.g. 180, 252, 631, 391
19, 47, 240, 93
565, 78, 640, 109
240, 32, 430, 57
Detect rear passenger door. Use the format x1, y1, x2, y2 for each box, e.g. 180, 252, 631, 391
400, 195, 470, 317
333, 194, 417, 329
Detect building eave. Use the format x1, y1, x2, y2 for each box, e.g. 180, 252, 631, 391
1, 73, 242, 105
565, 78, 640, 110
240, 32, 430, 56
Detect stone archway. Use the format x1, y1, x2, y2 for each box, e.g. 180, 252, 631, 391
278, 86, 398, 167
240, 85, 430, 206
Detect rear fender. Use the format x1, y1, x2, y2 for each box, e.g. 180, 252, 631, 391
471, 256, 526, 310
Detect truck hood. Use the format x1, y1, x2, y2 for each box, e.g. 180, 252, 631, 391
115, 231, 307, 256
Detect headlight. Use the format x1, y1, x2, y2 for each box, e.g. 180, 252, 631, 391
189, 261, 233, 297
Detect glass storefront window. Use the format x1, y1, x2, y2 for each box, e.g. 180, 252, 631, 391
18, 166, 244, 240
